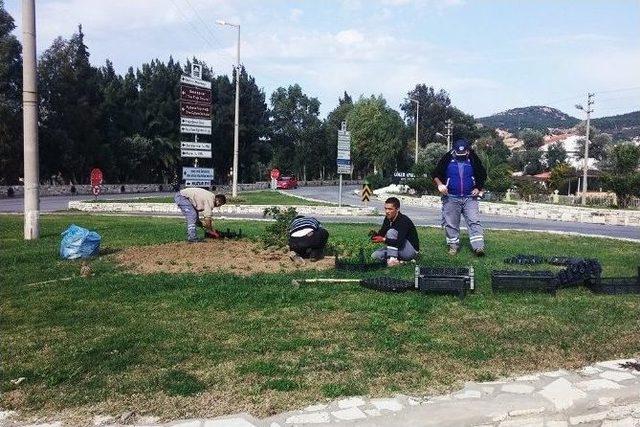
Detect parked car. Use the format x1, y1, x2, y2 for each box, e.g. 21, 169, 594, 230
276, 176, 298, 189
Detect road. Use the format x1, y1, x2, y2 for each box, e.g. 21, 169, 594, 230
1, 186, 638, 240
288, 185, 640, 241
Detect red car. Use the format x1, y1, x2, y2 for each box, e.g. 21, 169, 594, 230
276, 176, 298, 189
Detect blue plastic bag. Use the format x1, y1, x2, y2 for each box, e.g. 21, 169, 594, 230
60, 224, 101, 260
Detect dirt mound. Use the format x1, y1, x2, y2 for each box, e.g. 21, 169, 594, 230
115, 239, 335, 276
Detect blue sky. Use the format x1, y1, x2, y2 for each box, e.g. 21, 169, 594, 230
5, 0, 640, 118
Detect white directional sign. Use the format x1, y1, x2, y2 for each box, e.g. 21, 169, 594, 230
181, 141, 211, 150
185, 180, 211, 187
181, 149, 212, 158
337, 122, 352, 174
180, 125, 211, 135
180, 75, 211, 89
183, 167, 214, 180
181, 117, 211, 127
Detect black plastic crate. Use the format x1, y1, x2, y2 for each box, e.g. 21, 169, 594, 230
360, 277, 415, 293
589, 277, 640, 295
491, 270, 558, 294
415, 266, 474, 300
588, 267, 640, 295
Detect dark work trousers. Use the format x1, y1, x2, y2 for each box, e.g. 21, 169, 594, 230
288, 228, 329, 259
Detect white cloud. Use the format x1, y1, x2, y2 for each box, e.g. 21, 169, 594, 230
335, 29, 365, 44
290, 8, 303, 21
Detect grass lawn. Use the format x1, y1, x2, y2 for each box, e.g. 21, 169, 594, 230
1, 214, 639, 422
89, 190, 330, 206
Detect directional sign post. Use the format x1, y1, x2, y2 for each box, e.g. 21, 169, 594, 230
337, 121, 352, 207
179, 66, 213, 188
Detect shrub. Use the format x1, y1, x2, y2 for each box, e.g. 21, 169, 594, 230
364, 174, 391, 190
262, 206, 298, 248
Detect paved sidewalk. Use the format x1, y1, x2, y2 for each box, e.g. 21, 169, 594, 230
2, 358, 639, 427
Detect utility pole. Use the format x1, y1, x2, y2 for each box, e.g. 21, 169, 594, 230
445, 119, 453, 151
216, 20, 241, 197
22, 0, 39, 240
410, 98, 420, 164
576, 93, 594, 206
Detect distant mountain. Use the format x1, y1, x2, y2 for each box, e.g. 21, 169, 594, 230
591, 111, 640, 139
477, 106, 580, 133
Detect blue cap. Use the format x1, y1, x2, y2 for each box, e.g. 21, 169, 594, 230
454, 139, 470, 155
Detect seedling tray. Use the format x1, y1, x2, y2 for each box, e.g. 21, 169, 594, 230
491, 270, 558, 294
504, 254, 546, 265
416, 266, 474, 300
589, 277, 640, 295
360, 277, 415, 293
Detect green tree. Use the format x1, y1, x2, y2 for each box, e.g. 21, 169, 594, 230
347, 95, 406, 176
601, 143, 640, 208
236, 66, 269, 182
322, 92, 353, 179
548, 163, 575, 193
0, 2, 22, 184
576, 132, 611, 162
407, 143, 448, 195
39, 25, 104, 184
519, 128, 544, 149
269, 84, 323, 180
399, 84, 480, 148
400, 84, 450, 147
545, 142, 567, 169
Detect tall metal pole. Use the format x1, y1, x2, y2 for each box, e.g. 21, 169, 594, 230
580, 93, 594, 206
22, 0, 39, 240
414, 100, 419, 164
231, 25, 240, 198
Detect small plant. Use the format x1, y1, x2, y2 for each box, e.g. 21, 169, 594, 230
261, 206, 298, 248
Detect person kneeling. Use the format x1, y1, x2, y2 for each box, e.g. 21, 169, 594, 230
371, 197, 420, 267
288, 216, 329, 265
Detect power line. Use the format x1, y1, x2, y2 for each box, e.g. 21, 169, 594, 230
167, 0, 235, 66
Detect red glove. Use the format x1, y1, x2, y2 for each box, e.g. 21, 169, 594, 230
205, 229, 220, 239
371, 235, 385, 243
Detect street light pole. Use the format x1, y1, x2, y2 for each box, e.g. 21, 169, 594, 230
22, 0, 39, 240
575, 93, 594, 206
445, 119, 453, 151
410, 98, 419, 164
217, 20, 241, 198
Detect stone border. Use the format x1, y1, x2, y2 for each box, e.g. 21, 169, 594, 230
377, 193, 640, 227
2, 358, 639, 426
67, 201, 378, 217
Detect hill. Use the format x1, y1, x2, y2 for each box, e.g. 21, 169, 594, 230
477, 106, 580, 132
591, 111, 640, 139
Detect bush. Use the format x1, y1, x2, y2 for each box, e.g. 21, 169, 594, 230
364, 174, 391, 190
406, 176, 434, 196
262, 206, 298, 248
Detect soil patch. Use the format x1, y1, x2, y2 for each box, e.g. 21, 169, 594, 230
115, 239, 335, 276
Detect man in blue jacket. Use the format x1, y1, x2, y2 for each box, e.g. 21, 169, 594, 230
431, 139, 487, 256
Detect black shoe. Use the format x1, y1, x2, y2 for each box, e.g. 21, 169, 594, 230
474, 248, 485, 257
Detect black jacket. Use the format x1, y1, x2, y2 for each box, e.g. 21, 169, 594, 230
377, 212, 420, 251
431, 149, 487, 190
